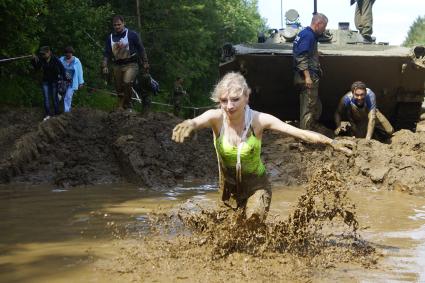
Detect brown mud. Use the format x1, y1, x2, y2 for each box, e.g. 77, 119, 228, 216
0, 108, 216, 187
1, 107, 425, 195
1, 107, 425, 282
95, 168, 377, 282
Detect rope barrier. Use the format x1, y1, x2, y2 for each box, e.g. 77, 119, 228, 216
83, 31, 104, 49
0, 55, 32, 63
84, 85, 216, 113
0, 35, 217, 117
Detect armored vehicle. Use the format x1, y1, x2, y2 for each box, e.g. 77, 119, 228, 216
219, 9, 425, 130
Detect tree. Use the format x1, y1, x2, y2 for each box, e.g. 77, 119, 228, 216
0, 0, 266, 109
135, 0, 265, 101
0, 0, 46, 72
0, 0, 113, 106
403, 16, 425, 47
0, 0, 45, 106
37, 0, 113, 86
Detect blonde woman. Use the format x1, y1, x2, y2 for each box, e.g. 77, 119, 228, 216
172, 72, 353, 221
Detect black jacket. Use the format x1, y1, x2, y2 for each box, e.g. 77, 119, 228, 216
32, 55, 65, 83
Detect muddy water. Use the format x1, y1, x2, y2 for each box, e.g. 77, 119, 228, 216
0, 183, 424, 282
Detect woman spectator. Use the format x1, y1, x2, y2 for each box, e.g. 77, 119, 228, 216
59, 46, 84, 112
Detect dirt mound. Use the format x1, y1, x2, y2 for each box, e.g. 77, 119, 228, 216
0, 108, 44, 161
1, 107, 425, 195
0, 109, 121, 185
261, 130, 425, 196
107, 111, 216, 188
350, 130, 425, 195
0, 108, 217, 188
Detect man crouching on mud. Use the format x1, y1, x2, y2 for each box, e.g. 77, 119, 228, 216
334, 81, 394, 140
102, 15, 149, 110
172, 72, 355, 223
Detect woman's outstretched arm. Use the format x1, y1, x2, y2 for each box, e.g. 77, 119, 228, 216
258, 112, 355, 155
172, 109, 221, 143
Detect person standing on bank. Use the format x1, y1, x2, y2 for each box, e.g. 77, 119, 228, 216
351, 0, 375, 43
334, 81, 393, 140
172, 72, 354, 222
59, 46, 84, 113
173, 77, 188, 116
31, 46, 65, 121
102, 15, 149, 110
293, 13, 328, 131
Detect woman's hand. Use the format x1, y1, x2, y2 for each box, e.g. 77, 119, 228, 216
330, 139, 356, 156
172, 120, 195, 143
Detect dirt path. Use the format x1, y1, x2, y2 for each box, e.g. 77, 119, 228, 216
1, 107, 425, 195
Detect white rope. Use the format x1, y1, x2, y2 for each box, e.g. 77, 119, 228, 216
0, 55, 32, 63
85, 85, 215, 110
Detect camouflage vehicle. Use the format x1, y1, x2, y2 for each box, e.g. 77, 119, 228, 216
219, 9, 425, 130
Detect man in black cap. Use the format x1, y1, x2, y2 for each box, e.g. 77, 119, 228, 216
31, 46, 65, 121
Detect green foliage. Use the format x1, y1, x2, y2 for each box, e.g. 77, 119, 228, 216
215, 0, 264, 44
37, 0, 113, 88
136, 0, 264, 104
0, 0, 46, 94
403, 16, 425, 47
72, 88, 116, 111
0, 0, 265, 113
0, 0, 45, 59
0, 77, 42, 107
0, 0, 113, 110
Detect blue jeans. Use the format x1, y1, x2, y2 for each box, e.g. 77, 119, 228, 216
42, 81, 59, 116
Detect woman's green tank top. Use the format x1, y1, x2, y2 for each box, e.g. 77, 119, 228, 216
214, 132, 266, 176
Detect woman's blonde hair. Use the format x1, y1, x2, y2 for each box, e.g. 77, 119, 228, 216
210, 72, 251, 103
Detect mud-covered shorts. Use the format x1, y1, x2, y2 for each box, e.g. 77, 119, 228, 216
219, 170, 272, 221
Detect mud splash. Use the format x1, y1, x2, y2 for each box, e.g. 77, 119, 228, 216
175, 167, 369, 259
97, 168, 376, 281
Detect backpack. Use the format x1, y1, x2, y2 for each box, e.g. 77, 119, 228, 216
57, 76, 68, 95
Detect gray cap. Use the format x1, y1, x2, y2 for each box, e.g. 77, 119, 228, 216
39, 46, 51, 55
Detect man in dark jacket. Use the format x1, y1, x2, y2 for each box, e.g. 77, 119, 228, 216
351, 0, 375, 42
102, 15, 149, 110
31, 46, 65, 121
293, 13, 328, 130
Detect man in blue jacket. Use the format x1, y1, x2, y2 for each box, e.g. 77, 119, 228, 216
102, 15, 149, 110
293, 13, 328, 130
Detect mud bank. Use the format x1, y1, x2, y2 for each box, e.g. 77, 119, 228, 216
0, 108, 216, 187
1, 107, 425, 194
